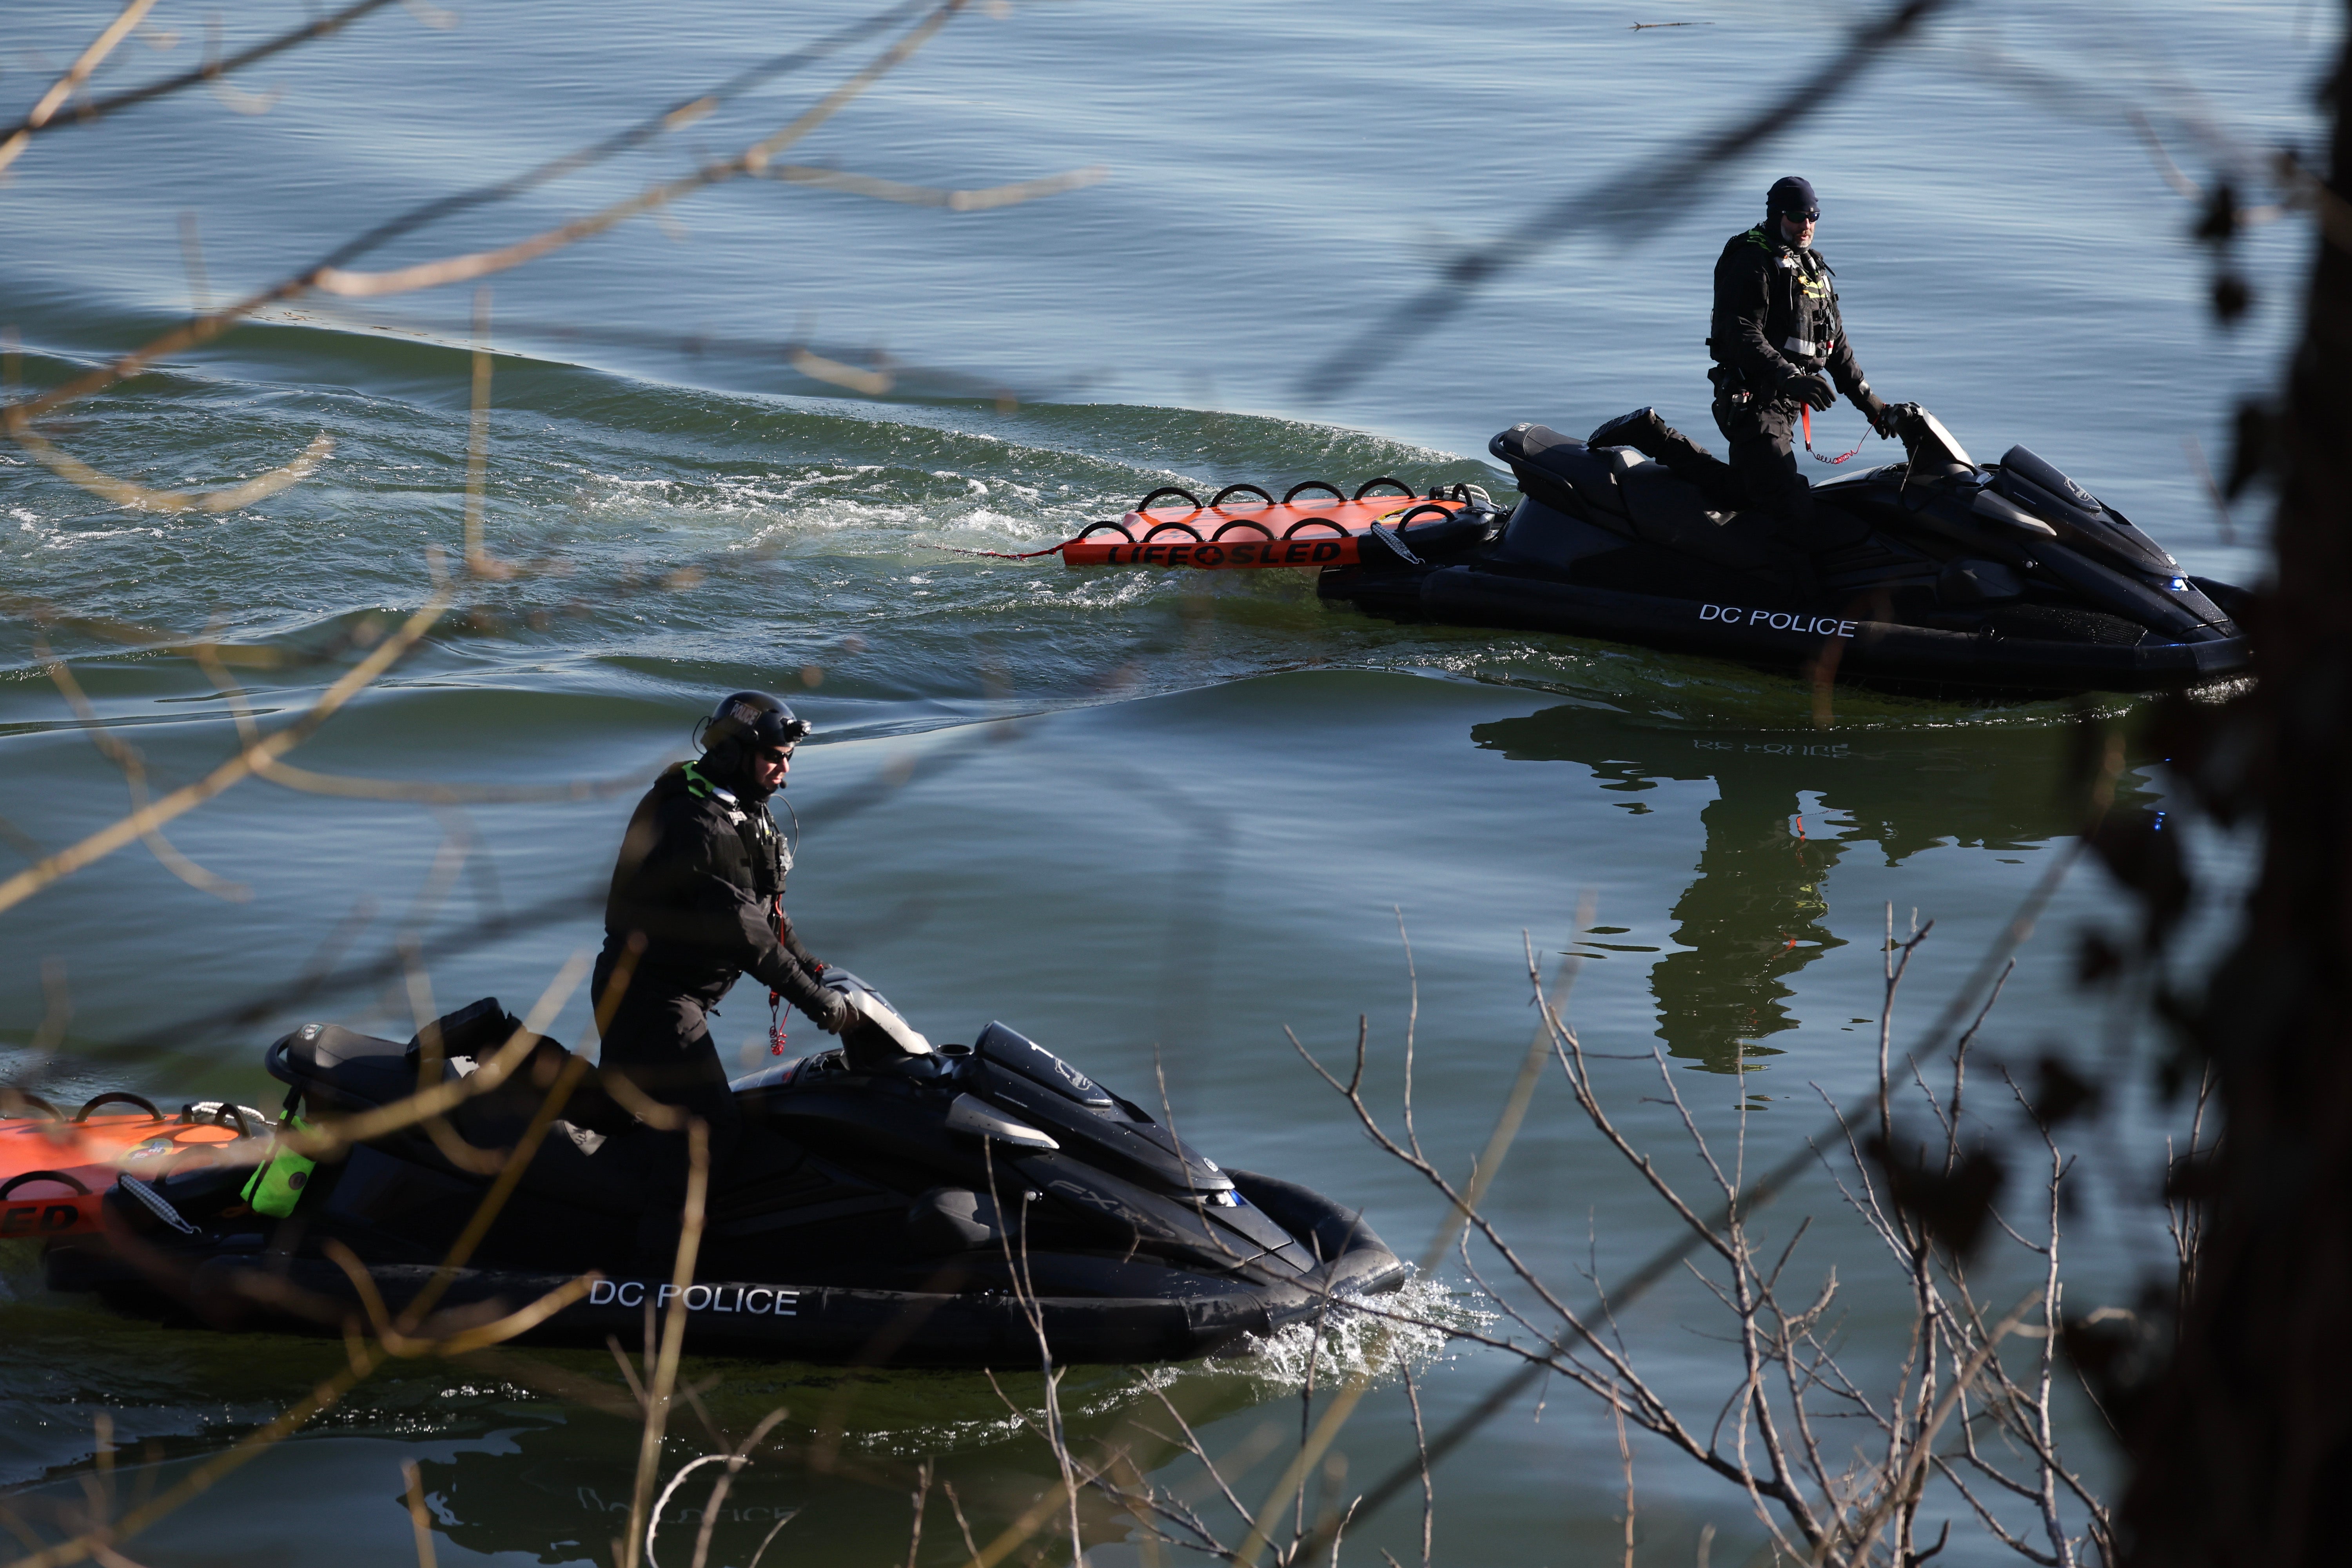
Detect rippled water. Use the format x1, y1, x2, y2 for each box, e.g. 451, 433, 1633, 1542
0, 0, 2327, 1561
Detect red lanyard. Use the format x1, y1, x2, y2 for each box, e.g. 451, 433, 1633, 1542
1802, 404, 1868, 465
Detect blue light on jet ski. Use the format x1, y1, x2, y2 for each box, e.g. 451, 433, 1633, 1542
2170, 577, 2189, 590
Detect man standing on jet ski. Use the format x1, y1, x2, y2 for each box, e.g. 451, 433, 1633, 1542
595, 690, 855, 1258
1706, 175, 1901, 548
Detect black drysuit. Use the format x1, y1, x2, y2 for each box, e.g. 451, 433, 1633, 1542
1707, 224, 1873, 548
593, 760, 838, 1255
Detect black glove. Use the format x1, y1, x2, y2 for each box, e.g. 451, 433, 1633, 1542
817, 990, 857, 1035
1785, 372, 1836, 412
1855, 388, 1897, 437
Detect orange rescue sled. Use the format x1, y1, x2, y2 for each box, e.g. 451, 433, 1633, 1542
961, 479, 1482, 571
1, 1094, 271, 1241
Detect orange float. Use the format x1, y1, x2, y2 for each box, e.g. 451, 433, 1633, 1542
0, 1094, 271, 1241
947, 478, 1482, 571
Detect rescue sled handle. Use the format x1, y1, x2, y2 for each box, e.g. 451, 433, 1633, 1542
1073, 482, 1486, 573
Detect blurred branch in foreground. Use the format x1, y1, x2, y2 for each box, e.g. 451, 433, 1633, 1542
38, 633, 251, 902
2116, 9, 2352, 1563
8, 425, 334, 516
1298, 0, 1954, 400
0, 0, 163, 176
0, 0, 407, 172
762, 159, 1107, 212
304, 2, 967, 301
2, 0, 982, 513
0, 955, 615, 1568
0, 570, 456, 918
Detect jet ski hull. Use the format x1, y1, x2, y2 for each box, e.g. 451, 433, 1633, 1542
1318, 416, 2255, 701
45, 1170, 1399, 1367
36, 994, 1405, 1368
1324, 563, 2252, 700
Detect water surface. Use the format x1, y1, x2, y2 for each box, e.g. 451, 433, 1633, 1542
0, 0, 2319, 1560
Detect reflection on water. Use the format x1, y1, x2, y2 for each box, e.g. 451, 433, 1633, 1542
0, 1286, 1468, 1567
402, 1405, 1130, 1568
1472, 707, 2150, 1072
0, 1360, 1170, 1567
1649, 785, 1844, 1069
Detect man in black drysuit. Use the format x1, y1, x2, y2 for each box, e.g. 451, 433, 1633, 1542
1586, 179, 1903, 559
1705, 174, 1899, 548
593, 689, 856, 1265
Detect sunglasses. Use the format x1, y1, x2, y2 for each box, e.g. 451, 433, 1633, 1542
1780, 209, 1821, 223
757, 745, 795, 764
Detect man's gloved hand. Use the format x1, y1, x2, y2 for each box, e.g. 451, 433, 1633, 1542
1786, 372, 1836, 412
1855, 388, 1898, 437
817, 990, 858, 1035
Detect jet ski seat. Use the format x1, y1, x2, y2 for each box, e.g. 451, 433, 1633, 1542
1489, 422, 1782, 573
269, 1023, 419, 1114
1490, 423, 1630, 519
267, 1010, 649, 1216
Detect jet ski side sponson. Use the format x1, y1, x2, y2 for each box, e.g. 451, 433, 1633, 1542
1401, 568, 2251, 697
47, 1169, 1405, 1367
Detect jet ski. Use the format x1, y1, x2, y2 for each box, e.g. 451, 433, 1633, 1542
33, 976, 1402, 1367
1316, 408, 2253, 699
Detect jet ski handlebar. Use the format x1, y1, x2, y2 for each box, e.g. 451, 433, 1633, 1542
1887, 403, 1977, 478
821, 970, 938, 1073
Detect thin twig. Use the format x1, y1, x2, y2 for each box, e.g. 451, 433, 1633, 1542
401, 1461, 437, 1568
0, 0, 166, 174
0, 574, 456, 916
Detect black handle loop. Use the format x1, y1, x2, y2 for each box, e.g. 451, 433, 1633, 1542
1393, 503, 1457, 528
206, 1103, 257, 1137
76, 1093, 165, 1123
1281, 517, 1351, 539
1074, 520, 1137, 543
1, 1090, 62, 1120
1207, 483, 1274, 512
1211, 519, 1279, 541
1142, 520, 1206, 542
1, 1169, 91, 1199
1353, 478, 1416, 501
1282, 480, 1346, 506
1134, 486, 1204, 517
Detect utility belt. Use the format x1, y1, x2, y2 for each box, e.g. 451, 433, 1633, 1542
1709, 351, 1831, 409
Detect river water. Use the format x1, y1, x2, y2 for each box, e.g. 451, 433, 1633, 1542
0, 1, 2328, 1563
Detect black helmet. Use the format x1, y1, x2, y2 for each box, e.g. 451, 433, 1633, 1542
700, 690, 813, 753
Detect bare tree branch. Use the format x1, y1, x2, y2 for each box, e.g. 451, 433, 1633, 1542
1298, 0, 1958, 398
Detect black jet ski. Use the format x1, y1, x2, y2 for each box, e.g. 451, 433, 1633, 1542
42, 976, 1402, 1367
1318, 408, 2252, 699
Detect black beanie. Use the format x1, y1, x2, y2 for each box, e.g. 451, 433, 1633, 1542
1766, 176, 1819, 218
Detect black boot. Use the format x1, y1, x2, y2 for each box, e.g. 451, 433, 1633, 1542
1589, 408, 1745, 510
1588, 407, 1671, 455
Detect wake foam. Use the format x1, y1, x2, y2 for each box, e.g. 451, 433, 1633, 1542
834, 1270, 1489, 1457
1143, 1269, 1488, 1399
